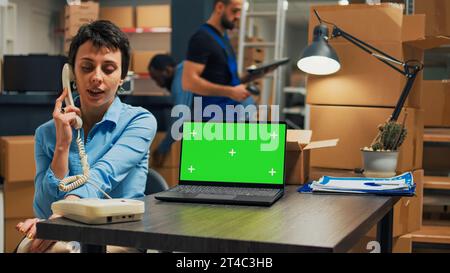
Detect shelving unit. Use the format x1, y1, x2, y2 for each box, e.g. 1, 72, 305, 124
0, 2, 16, 56
412, 225, 450, 245
413, 128, 450, 250
424, 176, 450, 190
121, 27, 171, 34
424, 128, 450, 143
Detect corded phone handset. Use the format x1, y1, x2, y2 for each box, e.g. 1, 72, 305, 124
51, 64, 144, 225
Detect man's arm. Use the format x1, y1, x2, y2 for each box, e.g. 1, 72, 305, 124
182, 60, 231, 97
182, 60, 250, 102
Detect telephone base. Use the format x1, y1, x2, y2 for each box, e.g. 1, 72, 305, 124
51, 198, 145, 225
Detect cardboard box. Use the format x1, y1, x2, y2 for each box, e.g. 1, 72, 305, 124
65, 13, 97, 29
309, 106, 423, 172
308, 4, 425, 43
152, 167, 179, 188
65, 1, 99, 19
422, 80, 450, 127
393, 169, 424, 237
5, 218, 26, 253
100, 6, 134, 29
4, 181, 35, 219
64, 12, 98, 40
285, 130, 338, 184
0, 136, 36, 183
64, 38, 73, 55
136, 5, 171, 28
132, 51, 166, 74
415, 0, 450, 37
306, 42, 424, 108
64, 24, 84, 39
245, 45, 265, 62
149, 132, 181, 168
64, 1, 99, 35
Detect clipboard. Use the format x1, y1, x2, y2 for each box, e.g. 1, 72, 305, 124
245, 58, 290, 81
243, 58, 290, 83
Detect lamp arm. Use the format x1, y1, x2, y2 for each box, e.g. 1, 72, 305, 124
390, 69, 419, 122
330, 26, 424, 122
332, 26, 406, 75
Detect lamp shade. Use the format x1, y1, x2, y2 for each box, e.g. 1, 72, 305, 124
297, 24, 341, 75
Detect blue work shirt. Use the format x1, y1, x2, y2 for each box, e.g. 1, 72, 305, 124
33, 96, 157, 219
156, 62, 192, 154
173, 63, 193, 107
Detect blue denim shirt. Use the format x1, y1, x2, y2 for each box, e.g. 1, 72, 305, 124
33, 97, 157, 219
156, 63, 193, 154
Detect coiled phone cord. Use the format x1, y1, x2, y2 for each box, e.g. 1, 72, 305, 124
58, 130, 112, 199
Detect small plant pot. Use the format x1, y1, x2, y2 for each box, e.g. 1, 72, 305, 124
361, 150, 399, 176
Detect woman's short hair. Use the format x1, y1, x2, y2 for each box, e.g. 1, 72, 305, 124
68, 20, 130, 79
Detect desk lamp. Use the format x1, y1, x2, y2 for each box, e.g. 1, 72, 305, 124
298, 10, 424, 173
298, 10, 423, 122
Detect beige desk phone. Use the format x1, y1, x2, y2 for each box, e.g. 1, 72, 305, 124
51, 64, 144, 225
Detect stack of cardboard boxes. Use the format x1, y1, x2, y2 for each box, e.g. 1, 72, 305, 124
149, 133, 180, 188
99, 5, 171, 76
0, 136, 36, 253
416, 0, 450, 180
99, 6, 134, 29
304, 3, 441, 252
64, 1, 99, 54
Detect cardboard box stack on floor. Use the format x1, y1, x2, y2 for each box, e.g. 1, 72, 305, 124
0, 136, 36, 253
64, 1, 99, 54
304, 4, 449, 251
149, 132, 180, 188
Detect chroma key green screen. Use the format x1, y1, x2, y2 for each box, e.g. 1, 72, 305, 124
180, 122, 286, 185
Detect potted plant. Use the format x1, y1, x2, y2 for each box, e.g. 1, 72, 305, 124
361, 115, 407, 176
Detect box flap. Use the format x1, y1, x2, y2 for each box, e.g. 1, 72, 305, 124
405, 36, 450, 49
304, 139, 339, 150
402, 15, 425, 42
286, 130, 312, 151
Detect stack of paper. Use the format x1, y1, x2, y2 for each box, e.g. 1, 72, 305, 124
299, 172, 416, 196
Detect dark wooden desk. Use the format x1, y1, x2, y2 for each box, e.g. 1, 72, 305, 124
36, 186, 399, 253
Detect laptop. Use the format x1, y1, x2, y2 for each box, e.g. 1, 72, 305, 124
154, 121, 287, 206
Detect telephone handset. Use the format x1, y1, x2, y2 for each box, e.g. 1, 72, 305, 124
58, 64, 92, 194
62, 64, 83, 130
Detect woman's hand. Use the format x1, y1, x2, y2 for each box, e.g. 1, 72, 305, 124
53, 88, 82, 149
51, 88, 82, 179
16, 215, 61, 253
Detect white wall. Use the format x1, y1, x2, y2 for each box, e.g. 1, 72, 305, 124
10, 0, 64, 55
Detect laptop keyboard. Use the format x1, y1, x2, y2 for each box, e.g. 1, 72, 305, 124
169, 185, 280, 197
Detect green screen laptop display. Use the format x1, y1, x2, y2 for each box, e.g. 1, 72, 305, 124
180, 122, 286, 185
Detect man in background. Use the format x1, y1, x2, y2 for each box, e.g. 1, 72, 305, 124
182, 0, 257, 121
149, 54, 192, 166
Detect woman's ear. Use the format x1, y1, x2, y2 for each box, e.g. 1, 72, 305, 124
119, 79, 124, 86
